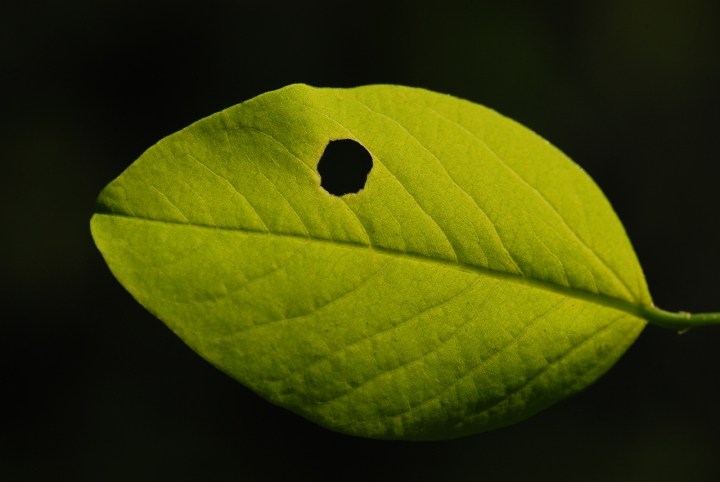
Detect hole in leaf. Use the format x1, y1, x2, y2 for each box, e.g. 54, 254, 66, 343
317, 139, 373, 196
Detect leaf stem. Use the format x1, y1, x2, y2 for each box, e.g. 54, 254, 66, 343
640, 306, 720, 332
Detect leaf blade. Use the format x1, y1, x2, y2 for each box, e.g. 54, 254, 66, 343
92, 84, 650, 439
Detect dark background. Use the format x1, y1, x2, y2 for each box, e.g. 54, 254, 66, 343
2, 0, 720, 480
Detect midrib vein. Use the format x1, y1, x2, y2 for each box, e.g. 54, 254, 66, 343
95, 212, 648, 320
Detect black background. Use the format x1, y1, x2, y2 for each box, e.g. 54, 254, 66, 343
2, 1, 720, 480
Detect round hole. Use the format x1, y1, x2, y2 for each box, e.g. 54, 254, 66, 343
317, 139, 373, 196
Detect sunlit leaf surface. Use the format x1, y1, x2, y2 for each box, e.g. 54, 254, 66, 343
91, 84, 650, 440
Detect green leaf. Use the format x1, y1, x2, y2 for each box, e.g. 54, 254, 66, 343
90, 84, 676, 439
